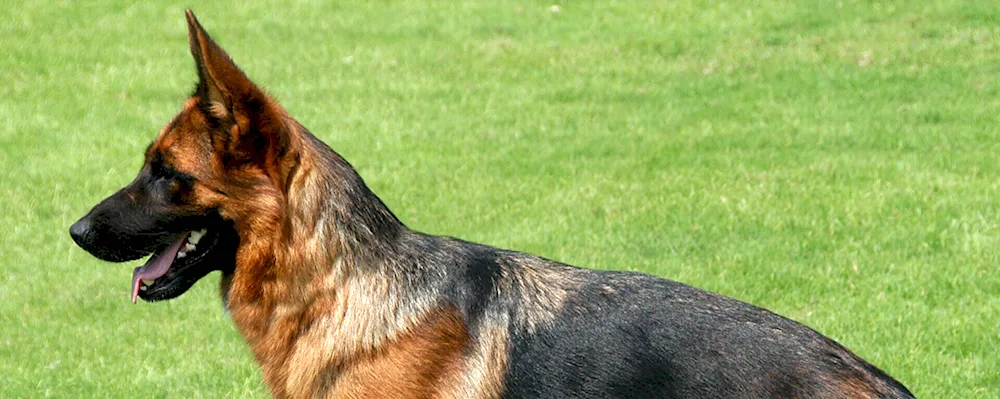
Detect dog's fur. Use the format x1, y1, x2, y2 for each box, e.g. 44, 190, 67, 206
69, 10, 915, 399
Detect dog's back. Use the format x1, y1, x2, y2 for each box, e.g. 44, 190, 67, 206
418, 236, 915, 398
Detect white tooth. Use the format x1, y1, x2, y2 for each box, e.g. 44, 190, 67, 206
141, 278, 155, 285
198, 228, 207, 235
185, 243, 196, 251
189, 230, 204, 244
140, 285, 147, 291
177, 251, 187, 258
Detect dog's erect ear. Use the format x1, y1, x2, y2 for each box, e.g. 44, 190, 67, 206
185, 10, 254, 118
184, 10, 291, 169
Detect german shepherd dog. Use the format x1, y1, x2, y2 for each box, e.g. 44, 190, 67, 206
69, 10, 915, 399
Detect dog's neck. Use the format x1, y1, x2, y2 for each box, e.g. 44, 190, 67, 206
220, 121, 417, 393
224, 119, 407, 298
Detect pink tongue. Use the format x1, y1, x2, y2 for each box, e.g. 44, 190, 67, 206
131, 234, 188, 304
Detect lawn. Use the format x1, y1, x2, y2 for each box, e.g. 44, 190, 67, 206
1, 1, 998, 397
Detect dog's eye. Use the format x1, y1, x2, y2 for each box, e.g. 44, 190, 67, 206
150, 161, 177, 181
154, 171, 173, 181
152, 164, 196, 199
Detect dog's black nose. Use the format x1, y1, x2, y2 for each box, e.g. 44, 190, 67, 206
69, 218, 91, 246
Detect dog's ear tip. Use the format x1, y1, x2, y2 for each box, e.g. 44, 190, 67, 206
185, 9, 202, 33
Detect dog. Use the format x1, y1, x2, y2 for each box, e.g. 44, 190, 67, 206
69, 10, 915, 399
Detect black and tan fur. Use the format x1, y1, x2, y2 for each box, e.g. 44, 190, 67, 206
69, 10, 915, 399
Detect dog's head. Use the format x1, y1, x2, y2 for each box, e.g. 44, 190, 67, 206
70, 11, 295, 303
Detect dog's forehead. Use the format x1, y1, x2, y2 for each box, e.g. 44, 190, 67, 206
144, 98, 212, 172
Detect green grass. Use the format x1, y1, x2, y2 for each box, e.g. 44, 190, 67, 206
2, 1, 998, 397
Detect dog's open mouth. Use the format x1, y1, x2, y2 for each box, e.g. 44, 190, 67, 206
131, 227, 221, 303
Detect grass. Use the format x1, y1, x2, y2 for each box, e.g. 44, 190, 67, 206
2, 1, 998, 397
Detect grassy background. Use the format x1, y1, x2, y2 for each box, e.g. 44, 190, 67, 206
2, 1, 998, 397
